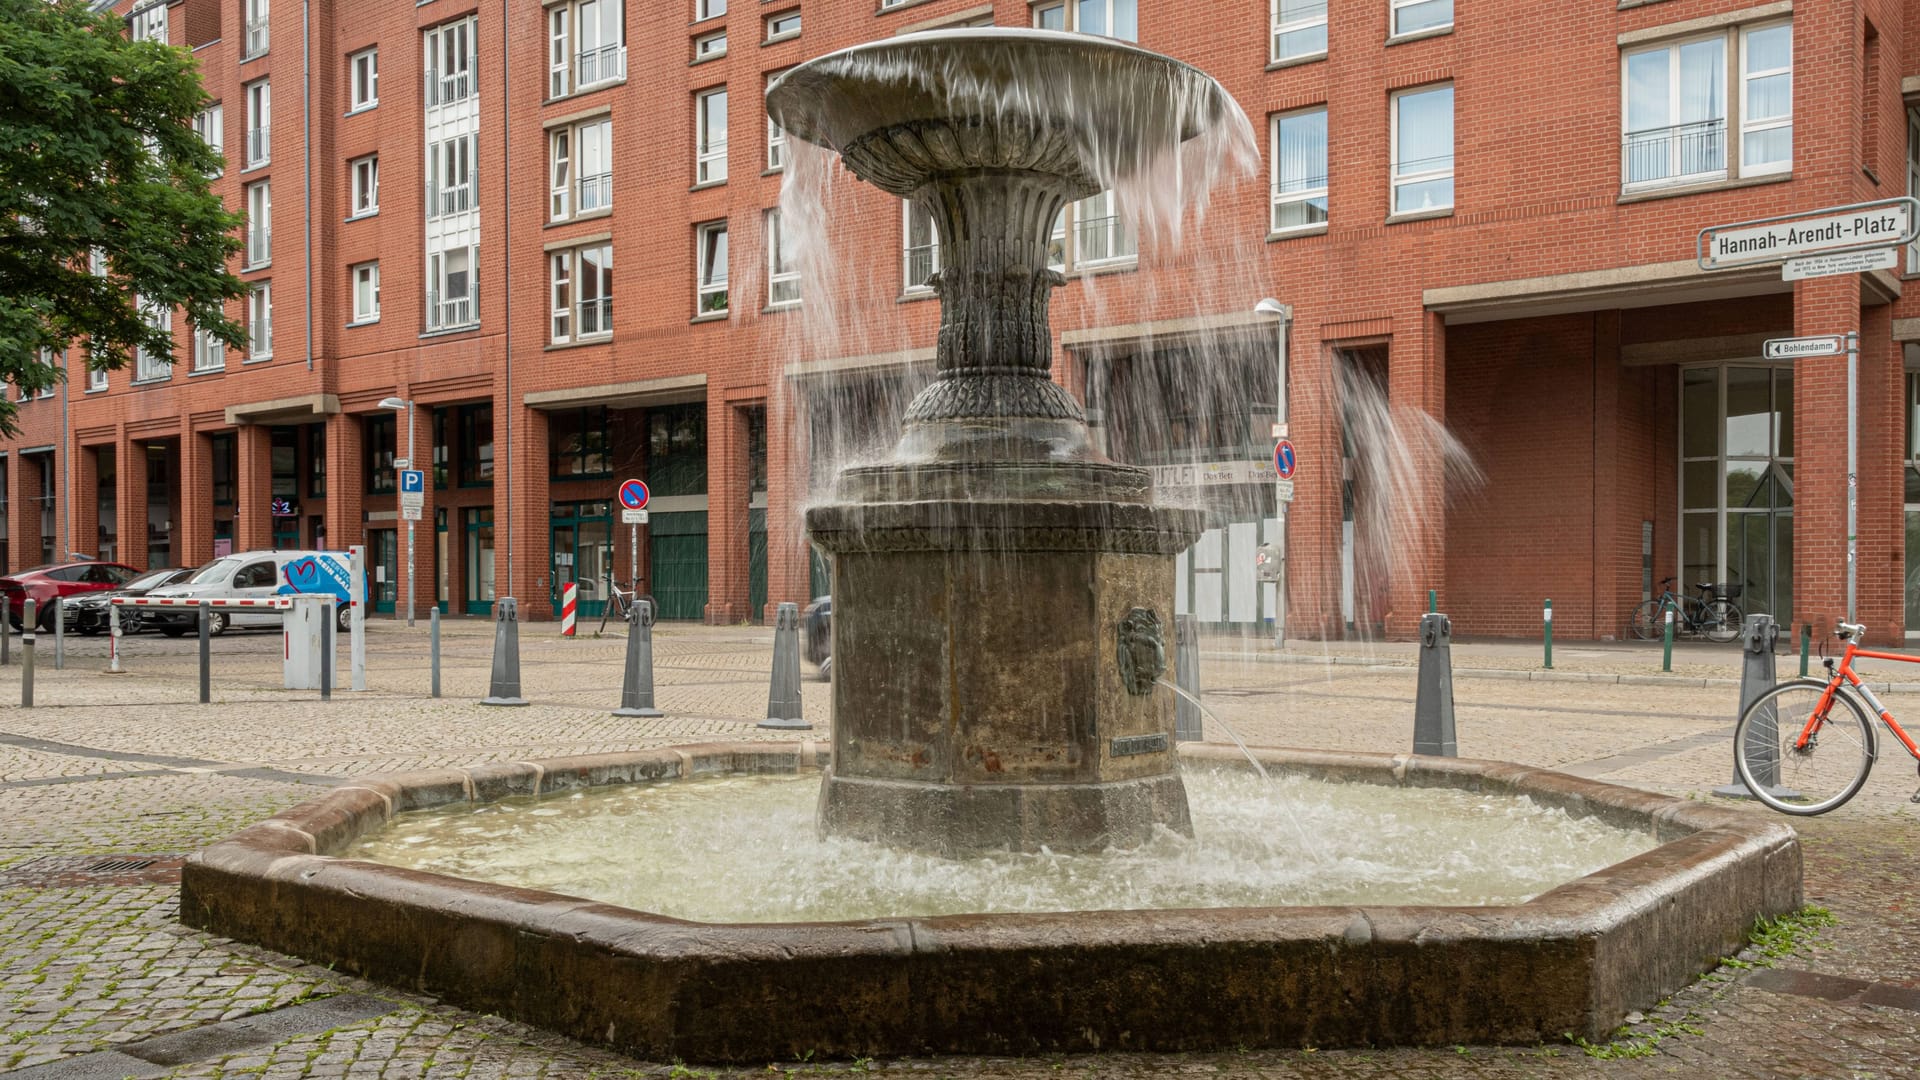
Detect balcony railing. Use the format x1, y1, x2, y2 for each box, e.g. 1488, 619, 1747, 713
577, 44, 625, 88
245, 127, 268, 165
697, 140, 727, 185
436, 183, 472, 218
429, 290, 474, 330
247, 225, 270, 266
1075, 214, 1134, 265
578, 296, 612, 337
244, 16, 268, 57
426, 68, 472, 108
1622, 118, 1726, 188
577, 172, 612, 214
903, 243, 938, 291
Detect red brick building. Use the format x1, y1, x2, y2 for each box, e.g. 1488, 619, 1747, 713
7, 0, 1920, 640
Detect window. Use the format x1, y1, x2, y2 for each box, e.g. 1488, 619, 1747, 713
1623, 36, 1726, 188
245, 180, 271, 266
458, 405, 493, 485
1908, 110, 1920, 272
1391, 84, 1453, 213
352, 262, 380, 323
549, 0, 625, 98
765, 9, 800, 42
192, 324, 225, 372
696, 0, 724, 20
350, 155, 378, 216
366, 414, 396, 493
88, 359, 109, 391
427, 135, 473, 217
349, 48, 378, 110
766, 113, 786, 171
1271, 0, 1326, 62
309, 425, 326, 498
425, 17, 475, 107
194, 105, 224, 176
134, 298, 171, 381
552, 407, 611, 477
1032, 0, 1134, 40
1740, 23, 1792, 175
695, 30, 727, 60
243, 0, 268, 57
1271, 107, 1328, 233
696, 221, 728, 315
549, 118, 610, 222
248, 281, 272, 358
1073, 190, 1133, 265
697, 88, 728, 185
428, 245, 476, 329
1390, 0, 1450, 38
212, 434, 236, 503
903, 201, 939, 291
766, 209, 798, 307
130, 2, 167, 43
549, 244, 612, 343
244, 80, 270, 167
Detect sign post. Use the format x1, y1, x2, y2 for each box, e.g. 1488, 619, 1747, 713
398, 469, 425, 628
618, 478, 651, 603
1272, 439, 1297, 647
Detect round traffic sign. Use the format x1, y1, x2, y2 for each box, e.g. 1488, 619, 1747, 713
1274, 440, 1297, 480
618, 478, 651, 510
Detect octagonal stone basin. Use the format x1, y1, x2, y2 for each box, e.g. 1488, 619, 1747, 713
180, 741, 1800, 1063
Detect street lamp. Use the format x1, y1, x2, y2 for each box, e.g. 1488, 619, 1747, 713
1253, 298, 1290, 649
376, 396, 416, 628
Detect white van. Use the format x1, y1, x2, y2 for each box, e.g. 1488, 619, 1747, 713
145, 550, 363, 635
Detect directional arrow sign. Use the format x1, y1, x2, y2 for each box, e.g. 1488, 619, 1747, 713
1762, 336, 1845, 360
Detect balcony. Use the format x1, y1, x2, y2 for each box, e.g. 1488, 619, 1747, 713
577, 172, 611, 214
244, 16, 268, 58
903, 242, 938, 291
246, 225, 271, 267
577, 44, 625, 89
245, 127, 268, 166
436, 183, 472, 218
427, 68, 472, 108
1622, 118, 1726, 189
428, 290, 474, 331
578, 295, 612, 337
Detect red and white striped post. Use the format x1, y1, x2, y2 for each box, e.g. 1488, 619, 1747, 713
561, 582, 578, 637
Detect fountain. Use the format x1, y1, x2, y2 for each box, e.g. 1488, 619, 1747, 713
179, 29, 1803, 1065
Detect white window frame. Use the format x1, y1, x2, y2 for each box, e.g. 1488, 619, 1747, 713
1390, 83, 1454, 214
549, 127, 571, 221
766, 209, 799, 308
245, 180, 271, 267
696, 220, 728, 316
902, 200, 940, 293
549, 244, 612, 343
243, 0, 269, 58
550, 249, 573, 342
549, 6, 571, 98
1031, 0, 1134, 40
1620, 33, 1730, 191
765, 9, 800, 43
575, 0, 625, 89
427, 135, 474, 218
1270, 107, 1329, 234
766, 114, 786, 172
1739, 21, 1793, 177
130, 2, 167, 44
548, 119, 611, 222
248, 281, 273, 359
1908, 109, 1920, 273
425, 18, 475, 108
192, 324, 224, 372
695, 29, 727, 61
1270, 0, 1327, 64
134, 298, 172, 381
696, 87, 728, 186
350, 155, 378, 217
194, 104, 224, 177
1389, 0, 1452, 39
352, 262, 380, 323
244, 80, 270, 167
696, 0, 725, 21
88, 359, 110, 391
1072, 190, 1134, 267
349, 48, 379, 111
428, 245, 476, 330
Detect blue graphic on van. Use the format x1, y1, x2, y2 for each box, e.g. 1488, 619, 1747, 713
277, 553, 356, 601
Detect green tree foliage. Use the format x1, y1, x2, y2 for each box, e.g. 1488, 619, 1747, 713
0, 0, 243, 434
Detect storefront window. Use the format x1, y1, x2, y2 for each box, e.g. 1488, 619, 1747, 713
1679, 364, 1793, 624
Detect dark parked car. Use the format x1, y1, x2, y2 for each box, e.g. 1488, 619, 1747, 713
1, 560, 140, 631
64, 566, 199, 635
803, 595, 831, 681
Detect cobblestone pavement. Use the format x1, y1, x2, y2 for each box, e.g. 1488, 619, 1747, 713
0, 621, 1916, 1078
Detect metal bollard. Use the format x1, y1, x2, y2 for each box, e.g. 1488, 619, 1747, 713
21, 599, 35, 707
1174, 614, 1202, 742
1661, 602, 1675, 672
479, 597, 530, 706
106, 602, 124, 674
198, 602, 211, 705
320, 611, 334, 701
1413, 613, 1457, 756
2, 606, 9, 666
759, 602, 809, 729
614, 599, 664, 718
1716, 614, 1797, 800
1542, 598, 1552, 670
429, 607, 441, 698
52, 596, 63, 671
1799, 622, 1812, 678
1428, 589, 1437, 614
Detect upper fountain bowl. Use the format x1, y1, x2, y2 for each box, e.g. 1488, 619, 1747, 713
766, 28, 1235, 198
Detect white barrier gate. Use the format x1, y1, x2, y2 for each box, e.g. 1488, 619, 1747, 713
111, 595, 339, 690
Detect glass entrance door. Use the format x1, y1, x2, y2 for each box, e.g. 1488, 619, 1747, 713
550, 501, 612, 618
371, 528, 398, 613
1905, 373, 1920, 638
464, 507, 494, 614
1679, 364, 1794, 624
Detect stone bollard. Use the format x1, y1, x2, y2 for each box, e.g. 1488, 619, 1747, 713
1716, 614, 1794, 800
479, 597, 530, 706
1413, 612, 1457, 757
21, 599, 35, 707
1174, 614, 1201, 742
614, 599, 664, 718
759, 602, 809, 730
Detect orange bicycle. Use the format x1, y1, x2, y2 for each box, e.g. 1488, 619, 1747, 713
1734, 621, 1920, 815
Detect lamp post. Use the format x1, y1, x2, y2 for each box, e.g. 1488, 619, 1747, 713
1254, 298, 1290, 648
376, 396, 415, 627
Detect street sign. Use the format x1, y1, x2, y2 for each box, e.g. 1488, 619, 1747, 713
1763, 335, 1845, 360
618, 478, 651, 510
393, 458, 411, 470
1699, 198, 1919, 271
1273, 439, 1297, 481
1783, 248, 1899, 281
401, 504, 423, 522
399, 469, 425, 494
1274, 479, 1295, 502
622, 508, 650, 525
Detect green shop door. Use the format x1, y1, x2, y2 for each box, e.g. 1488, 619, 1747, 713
464, 507, 495, 614
748, 507, 767, 621
649, 510, 708, 621
371, 529, 398, 613
551, 501, 613, 618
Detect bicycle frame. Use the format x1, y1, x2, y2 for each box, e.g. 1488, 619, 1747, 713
1804, 643, 1920, 760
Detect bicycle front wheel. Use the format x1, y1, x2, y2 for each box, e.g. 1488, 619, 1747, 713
1629, 600, 1665, 640
1733, 678, 1878, 815
1703, 600, 1744, 643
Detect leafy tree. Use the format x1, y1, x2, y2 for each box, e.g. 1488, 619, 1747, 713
0, 0, 243, 435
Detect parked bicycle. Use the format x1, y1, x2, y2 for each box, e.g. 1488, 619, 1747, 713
595, 574, 654, 634
1734, 620, 1920, 815
1629, 577, 1744, 643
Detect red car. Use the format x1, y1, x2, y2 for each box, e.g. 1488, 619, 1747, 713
2, 560, 141, 631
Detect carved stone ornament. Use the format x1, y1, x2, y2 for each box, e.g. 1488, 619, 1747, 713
1116, 607, 1167, 696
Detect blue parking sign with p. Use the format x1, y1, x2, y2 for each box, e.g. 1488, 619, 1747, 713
399, 469, 426, 493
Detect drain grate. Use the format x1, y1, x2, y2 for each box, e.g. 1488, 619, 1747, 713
0, 853, 185, 888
